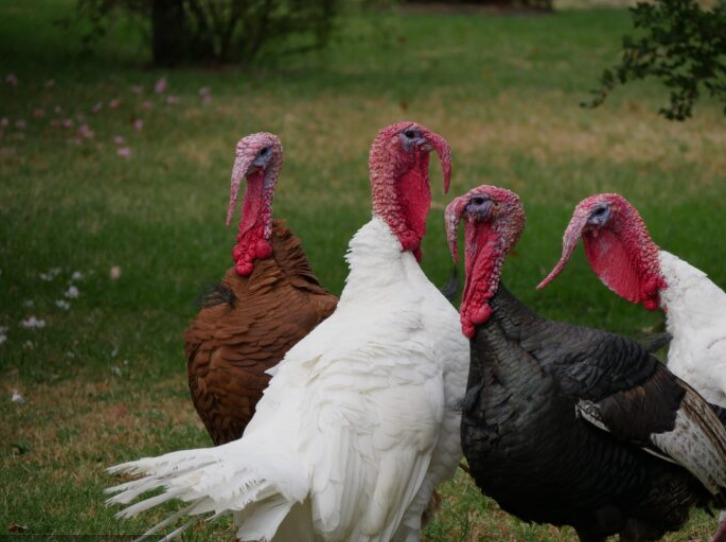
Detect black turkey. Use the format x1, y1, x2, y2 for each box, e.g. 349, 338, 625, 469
445, 184, 726, 542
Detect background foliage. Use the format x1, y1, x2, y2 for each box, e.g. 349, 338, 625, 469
1, 0, 725, 540
74, 0, 339, 65
587, 0, 726, 119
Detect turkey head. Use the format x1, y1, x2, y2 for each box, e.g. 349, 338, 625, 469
226, 132, 284, 276
537, 193, 667, 311
369, 122, 451, 261
445, 185, 525, 338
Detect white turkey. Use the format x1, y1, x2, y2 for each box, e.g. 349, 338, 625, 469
539, 192, 726, 542
106, 121, 468, 542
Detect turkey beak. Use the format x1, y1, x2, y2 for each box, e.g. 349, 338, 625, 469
537, 211, 588, 290
445, 196, 468, 263
424, 130, 452, 194
226, 153, 256, 227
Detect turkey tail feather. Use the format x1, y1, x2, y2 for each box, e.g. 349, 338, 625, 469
106, 443, 308, 541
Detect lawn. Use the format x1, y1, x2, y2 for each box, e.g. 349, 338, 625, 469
1, 1, 725, 540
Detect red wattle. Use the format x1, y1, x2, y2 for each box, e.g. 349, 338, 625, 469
231, 170, 273, 277
462, 316, 476, 339
256, 240, 273, 260
233, 244, 245, 262
644, 299, 658, 311
472, 304, 493, 325
582, 207, 665, 312
391, 153, 431, 257
460, 221, 500, 337
235, 260, 254, 276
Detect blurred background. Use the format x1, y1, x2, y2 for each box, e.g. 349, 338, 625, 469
1, 0, 724, 539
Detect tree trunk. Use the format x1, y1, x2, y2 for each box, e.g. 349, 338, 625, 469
152, 0, 188, 66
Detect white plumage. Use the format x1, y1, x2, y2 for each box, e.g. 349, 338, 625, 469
658, 251, 726, 408
658, 251, 726, 533
107, 216, 467, 542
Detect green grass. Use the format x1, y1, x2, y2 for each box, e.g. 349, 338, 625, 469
1, 0, 725, 540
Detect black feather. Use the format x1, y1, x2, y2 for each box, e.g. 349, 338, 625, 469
438, 266, 460, 303
637, 332, 672, 354
462, 283, 714, 542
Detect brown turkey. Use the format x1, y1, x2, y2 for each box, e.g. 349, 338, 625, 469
185, 132, 337, 445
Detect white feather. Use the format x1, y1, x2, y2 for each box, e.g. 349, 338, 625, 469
107, 217, 468, 542
658, 249, 726, 513
650, 402, 726, 494
659, 251, 726, 409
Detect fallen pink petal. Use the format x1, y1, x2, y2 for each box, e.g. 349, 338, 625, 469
117, 146, 131, 158
33, 108, 45, 119
15, 119, 26, 129
113, 135, 125, 145
6, 73, 18, 86
56, 299, 71, 310
0, 118, 8, 128
62, 118, 74, 129
91, 102, 103, 114
132, 118, 144, 131
141, 101, 152, 110
155, 77, 167, 93
109, 99, 122, 109
166, 95, 180, 104
77, 124, 94, 139
109, 266, 122, 280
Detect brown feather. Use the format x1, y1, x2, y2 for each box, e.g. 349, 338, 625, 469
586, 364, 726, 502
597, 364, 684, 444
185, 220, 338, 445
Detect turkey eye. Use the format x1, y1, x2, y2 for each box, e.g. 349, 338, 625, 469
404, 130, 416, 139
588, 204, 611, 225
471, 197, 485, 205
259, 147, 269, 157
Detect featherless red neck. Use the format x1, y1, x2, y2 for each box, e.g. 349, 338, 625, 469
225, 133, 283, 276
446, 186, 525, 338
369, 122, 451, 261
538, 193, 666, 311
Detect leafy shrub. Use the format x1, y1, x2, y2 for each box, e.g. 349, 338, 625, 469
585, 0, 726, 120
75, 0, 339, 66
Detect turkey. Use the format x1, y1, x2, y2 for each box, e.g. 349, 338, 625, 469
186, 131, 337, 445
538, 192, 726, 542
107, 122, 468, 542
446, 184, 726, 542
